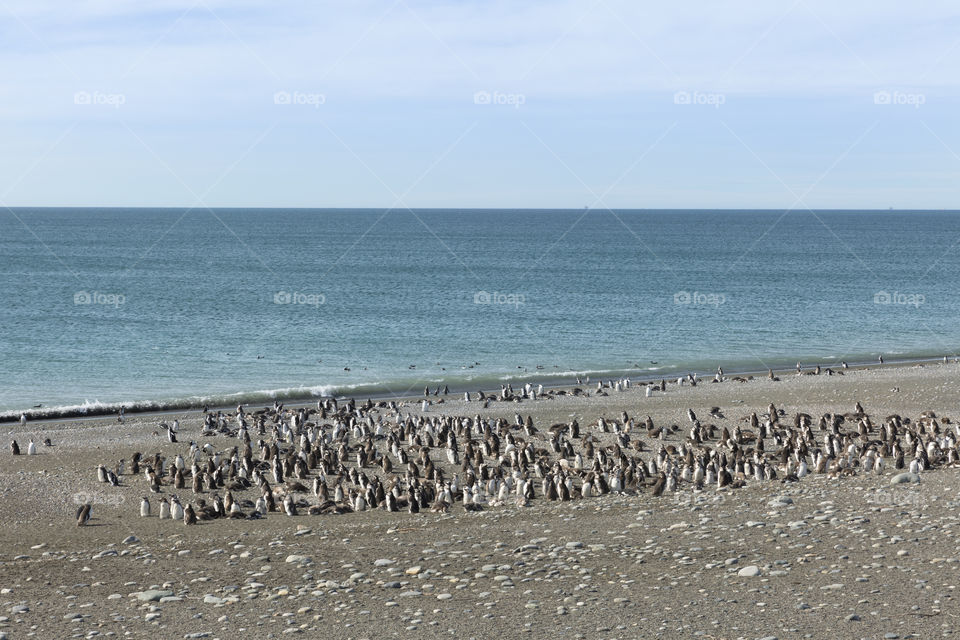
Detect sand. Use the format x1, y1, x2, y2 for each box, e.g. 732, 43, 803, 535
1, 362, 959, 639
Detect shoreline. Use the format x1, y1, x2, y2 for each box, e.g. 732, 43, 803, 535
4, 352, 957, 425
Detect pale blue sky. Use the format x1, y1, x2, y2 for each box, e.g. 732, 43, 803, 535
2, 0, 959, 208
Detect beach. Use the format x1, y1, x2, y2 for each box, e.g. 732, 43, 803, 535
0, 362, 958, 639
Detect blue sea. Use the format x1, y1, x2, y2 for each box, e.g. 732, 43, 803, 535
1, 208, 957, 418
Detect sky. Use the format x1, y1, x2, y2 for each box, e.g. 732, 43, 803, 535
2, 0, 960, 209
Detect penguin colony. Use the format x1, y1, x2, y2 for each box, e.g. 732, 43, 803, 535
61, 374, 960, 526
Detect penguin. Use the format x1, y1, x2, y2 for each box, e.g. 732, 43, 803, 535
140, 497, 151, 517
283, 494, 297, 516
26, 439, 36, 455
10, 440, 19, 455
170, 497, 184, 520
183, 504, 197, 525
651, 473, 666, 497
76, 503, 92, 526
158, 497, 170, 519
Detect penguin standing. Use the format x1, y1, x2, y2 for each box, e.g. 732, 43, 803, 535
158, 497, 171, 519
10, 440, 20, 455
170, 497, 184, 520
183, 504, 197, 525
140, 497, 151, 517
76, 503, 92, 526
26, 439, 36, 455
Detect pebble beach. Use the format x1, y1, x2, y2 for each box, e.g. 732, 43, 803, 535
2, 362, 960, 640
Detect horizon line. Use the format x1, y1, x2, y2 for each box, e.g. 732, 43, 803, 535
3, 206, 958, 212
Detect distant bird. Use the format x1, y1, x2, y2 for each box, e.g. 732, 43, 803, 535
26, 439, 36, 455
10, 440, 20, 456
140, 497, 150, 517
170, 497, 184, 520
76, 503, 92, 526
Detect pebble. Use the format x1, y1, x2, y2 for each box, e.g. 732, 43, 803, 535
285, 555, 311, 564
737, 565, 760, 577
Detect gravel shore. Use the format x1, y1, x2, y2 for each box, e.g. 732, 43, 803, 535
2, 362, 959, 639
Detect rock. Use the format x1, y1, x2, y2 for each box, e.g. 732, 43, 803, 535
145, 613, 161, 622
405, 566, 422, 575
437, 593, 452, 600
846, 614, 861, 621
565, 541, 584, 549
9, 605, 28, 614
374, 559, 394, 567
737, 565, 760, 577
123, 536, 140, 544
285, 555, 311, 564
203, 595, 225, 605
891, 473, 920, 484
136, 590, 173, 602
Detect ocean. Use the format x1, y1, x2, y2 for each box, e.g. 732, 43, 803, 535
1, 208, 957, 419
